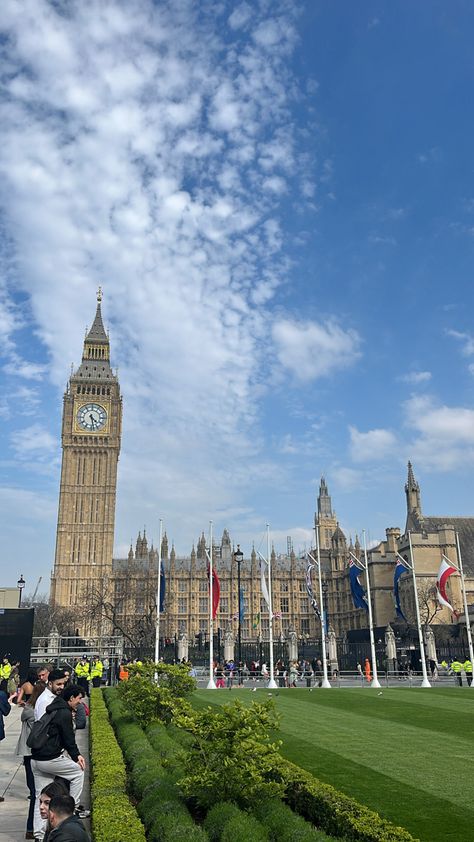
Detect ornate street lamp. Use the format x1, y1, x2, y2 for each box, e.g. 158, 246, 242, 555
234, 545, 244, 665
17, 574, 25, 608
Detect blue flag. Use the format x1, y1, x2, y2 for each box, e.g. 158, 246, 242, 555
239, 587, 245, 622
393, 558, 409, 621
159, 561, 166, 612
349, 559, 369, 611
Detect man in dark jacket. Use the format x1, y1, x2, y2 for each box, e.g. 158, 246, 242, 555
45, 794, 90, 841
31, 685, 86, 841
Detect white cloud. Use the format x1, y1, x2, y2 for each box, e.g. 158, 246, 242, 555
403, 395, 474, 470
331, 466, 363, 491
0, 0, 325, 557
399, 371, 432, 385
447, 329, 474, 357
349, 427, 397, 463
272, 318, 361, 382
10, 424, 57, 459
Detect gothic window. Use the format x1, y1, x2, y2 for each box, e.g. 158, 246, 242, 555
301, 619, 310, 634
199, 579, 208, 592
299, 582, 306, 592
178, 580, 187, 592
220, 597, 228, 613
199, 598, 208, 613
280, 597, 289, 613
300, 600, 307, 614
178, 598, 187, 613
281, 582, 289, 592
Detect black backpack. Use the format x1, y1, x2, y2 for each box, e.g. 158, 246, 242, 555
26, 710, 57, 750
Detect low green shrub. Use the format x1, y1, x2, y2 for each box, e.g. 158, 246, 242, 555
204, 802, 242, 841
204, 802, 268, 841
90, 689, 147, 842
221, 813, 268, 842
279, 759, 418, 842
146, 720, 186, 768
104, 688, 209, 840
255, 797, 331, 840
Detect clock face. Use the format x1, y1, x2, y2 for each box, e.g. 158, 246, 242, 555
77, 403, 108, 432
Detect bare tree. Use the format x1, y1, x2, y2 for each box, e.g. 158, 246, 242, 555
22, 593, 78, 637
82, 581, 157, 656
401, 578, 460, 627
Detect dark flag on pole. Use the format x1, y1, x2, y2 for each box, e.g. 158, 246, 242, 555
393, 558, 409, 621
349, 558, 369, 611
159, 561, 166, 612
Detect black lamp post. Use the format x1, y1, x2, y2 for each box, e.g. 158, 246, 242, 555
17, 574, 25, 608
234, 545, 244, 664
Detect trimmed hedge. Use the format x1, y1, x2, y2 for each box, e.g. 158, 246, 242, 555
254, 797, 331, 841
89, 689, 147, 842
204, 802, 268, 841
279, 759, 419, 842
103, 688, 209, 841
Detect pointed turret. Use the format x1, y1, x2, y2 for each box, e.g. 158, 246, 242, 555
315, 476, 338, 550
71, 289, 117, 384
405, 461, 422, 517
128, 542, 134, 562
161, 532, 169, 560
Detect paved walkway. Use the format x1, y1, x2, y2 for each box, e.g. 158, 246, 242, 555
0, 703, 91, 841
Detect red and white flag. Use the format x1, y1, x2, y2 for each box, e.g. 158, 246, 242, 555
436, 558, 457, 611
206, 563, 221, 619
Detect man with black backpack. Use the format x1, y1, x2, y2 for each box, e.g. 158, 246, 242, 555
30, 684, 86, 841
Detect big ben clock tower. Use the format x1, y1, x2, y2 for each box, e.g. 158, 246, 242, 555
50, 289, 122, 620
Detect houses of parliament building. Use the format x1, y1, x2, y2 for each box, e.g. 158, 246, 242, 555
50, 293, 474, 644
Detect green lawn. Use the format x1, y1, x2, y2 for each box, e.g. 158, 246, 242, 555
193, 687, 474, 842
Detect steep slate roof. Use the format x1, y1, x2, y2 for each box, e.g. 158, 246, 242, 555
86, 298, 109, 344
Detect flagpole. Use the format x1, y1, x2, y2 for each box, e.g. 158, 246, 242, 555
267, 524, 277, 689
455, 532, 474, 687
362, 531, 381, 689
408, 531, 431, 688
207, 520, 216, 689
315, 525, 331, 688
154, 518, 163, 664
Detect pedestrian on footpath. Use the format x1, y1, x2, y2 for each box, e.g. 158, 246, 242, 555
364, 658, 372, 683
31, 685, 86, 841
15, 681, 47, 839
44, 794, 90, 842
0, 688, 11, 804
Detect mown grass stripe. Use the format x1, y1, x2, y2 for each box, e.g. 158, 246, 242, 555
193, 688, 473, 842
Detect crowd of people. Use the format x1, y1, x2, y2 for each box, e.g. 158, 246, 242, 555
0, 653, 105, 841
211, 656, 329, 688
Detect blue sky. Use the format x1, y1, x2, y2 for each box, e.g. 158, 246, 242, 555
1, 1, 474, 593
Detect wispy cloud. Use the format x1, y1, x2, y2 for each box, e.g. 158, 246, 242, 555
272, 318, 361, 383
349, 426, 397, 463
447, 329, 474, 356
398, 371, 432, 385
403, 395, 474, 470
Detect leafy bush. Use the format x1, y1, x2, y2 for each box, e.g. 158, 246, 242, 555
178, 699, 284, 810
255, 797, 331, 840
119, 663, 195, 727
90, 689, 147, 842
279, 760, 418, 842
204, 802, 268, 841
